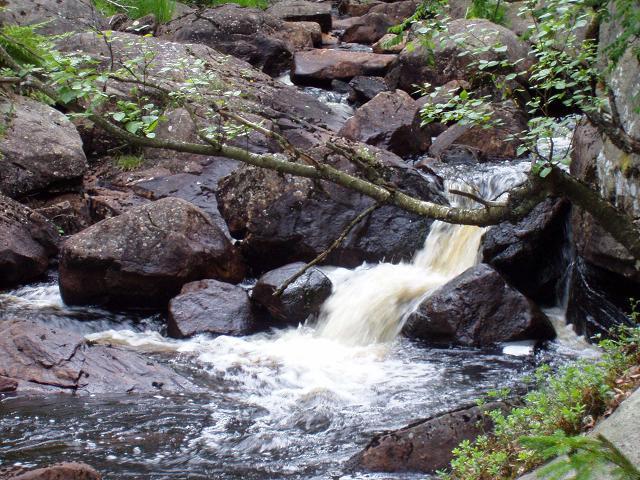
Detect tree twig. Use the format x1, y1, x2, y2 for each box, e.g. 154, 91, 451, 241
273, 203, 381, 297
449, 188, 506, 208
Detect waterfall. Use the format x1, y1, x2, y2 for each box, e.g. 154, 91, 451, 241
316, 162, 530, 346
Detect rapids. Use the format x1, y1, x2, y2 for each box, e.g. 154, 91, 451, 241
0, 161, 595, 479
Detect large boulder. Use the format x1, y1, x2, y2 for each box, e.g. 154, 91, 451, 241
351, 402, 504, 473
386, 18, 531, 93
0, 194, 59, 288
59, 197, 245, 309
292, 49, 396, 85
0, 319, 197, 394
0, 0, 106, 35
566, 118, 640, 338
217, 148, 446, 272
168, 279, 256, 338
348, 75, 391, 104
341, 12, 396, 44
339, 90, 429, 157
403, 264, 556, 346
6, 463, 101, 480
266, 0, 332, 32
158, 4, 292, 75
0, 95, 87, 199
482, 198, 570, 305
251, 262, 333, 326
337, 0, 383, 16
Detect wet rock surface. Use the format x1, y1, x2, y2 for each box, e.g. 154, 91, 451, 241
348, 75, 390, 103
6, 463, 101, 480
352, 401, 505, 473
266, 0, 332, 32
404, 264, 556, 346
0, 194, 60, 289
0, 95, 88, 199
59, 197, 245, 309
482, 198, 571, 304
0, 0, 106, 35
158, 5, 292, 75
251, 262, 333, 326
292, 49, 396, 84
217, 150, 445, 272
168, 279, 256, 338
0, 319, 197, 394
339, 90, 429, 156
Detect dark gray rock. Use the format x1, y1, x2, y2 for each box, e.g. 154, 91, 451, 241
158, 4, 292, 75
348, 76, 390, 104
251, 262, 333, 326
0, 0, 106, 35
0, 319, 197, 394
0, 95, 87, 199
266, 0, 332, 32
168, 279, 256, 338
217, 148, 446, 272
59, 197, 245, 309
404, 264, 556, 346
482, 198, 570, 304
0, 194, 60, 288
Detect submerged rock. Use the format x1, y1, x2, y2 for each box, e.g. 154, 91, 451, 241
404, 264, 556, 346
251, 262, 333, 326
339, 90, 429, 157
7, 463, 101, 480
168, 279, 256, 338
0, 95, 87, 199
351, 401, 504, 473
0, 194, 59, 288
0, 319, 196, 394
59, 197, 245, 309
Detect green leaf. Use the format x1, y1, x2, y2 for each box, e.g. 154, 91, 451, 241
125, 121, 144, 134
112, 111, 126, 122
540, 166, 552, 178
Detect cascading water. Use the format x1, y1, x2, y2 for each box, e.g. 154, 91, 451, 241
1, 162, 594, 479
316, 161, 530, 346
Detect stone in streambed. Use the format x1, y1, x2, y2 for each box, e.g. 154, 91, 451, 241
292, 49, 396, 85
348, 76, 390, 103
0, 95, 87, 199
0, 194, 60, 288
251, 262, 333, 326
339, 90, 429, 157
266, 1, 332, 32
351, 401, 505, 473
403, 264, 556, 346
7, 463, 101, 480
168, 279, 256, 338
340, 12, 396, 44
59, 197, 245, 309
0, 319, 197, 394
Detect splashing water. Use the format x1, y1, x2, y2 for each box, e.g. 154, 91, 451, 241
316, 161, 531, 346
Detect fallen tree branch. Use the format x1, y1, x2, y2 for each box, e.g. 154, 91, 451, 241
448, 188, 506, 208
273, 203, 381, 297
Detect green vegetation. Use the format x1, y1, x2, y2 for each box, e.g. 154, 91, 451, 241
466, 0, 506, 25
93, 0, 176, 23
115, 153, 144, 171
439, 320, 640, 480
522, 432, 640, 479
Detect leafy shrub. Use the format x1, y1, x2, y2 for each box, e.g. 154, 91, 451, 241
466, 0, 507, 25
115, 154, 144, 171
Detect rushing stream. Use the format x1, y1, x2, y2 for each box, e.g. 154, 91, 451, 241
0, 160, 596, 479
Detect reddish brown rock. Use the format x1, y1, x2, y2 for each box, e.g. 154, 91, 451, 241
59, 197, 245, 309
8, 463, 101, 480
266, 0, 332, 32
292, 49, 396, 84
0, 319, 197, 394
340, 90, 429, 156
0, 194, 59, 288
352, 402, 504, 473
341, 12, 396, 44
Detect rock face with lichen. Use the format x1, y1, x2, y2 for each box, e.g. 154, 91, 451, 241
59, 197, 245, 309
